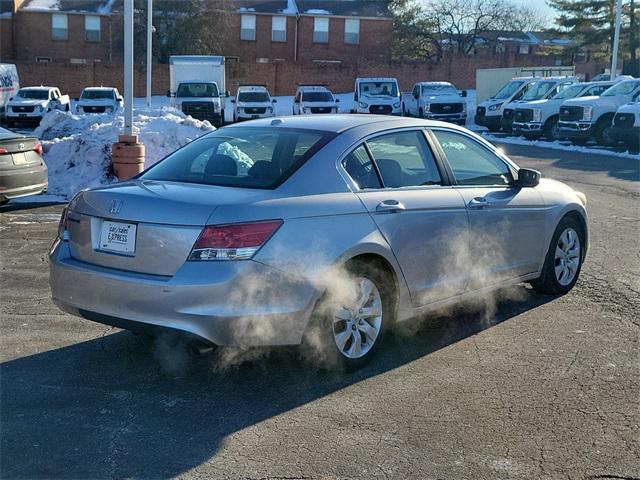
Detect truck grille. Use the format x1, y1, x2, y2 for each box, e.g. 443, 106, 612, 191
559, 106, 583, 121
12, 105, 35, 113
476, 106, 486, 116
430, 103, 463, 114
514, 108, 533, 122
613, 112, 634, 128
244, 107, 266, 114
369, 105, 392, 115
83, 105, 106, 113
182, 102, 215, 121
310, 107, 332, 114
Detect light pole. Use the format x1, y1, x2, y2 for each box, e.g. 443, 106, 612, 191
111, 0, 146, 181
611, 0, 623, 80
146, 0, 153, 108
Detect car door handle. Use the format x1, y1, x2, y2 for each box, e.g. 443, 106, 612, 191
376, 200, 406, 213
468, 197, 491, 209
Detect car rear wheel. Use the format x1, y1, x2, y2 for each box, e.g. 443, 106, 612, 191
307, 261, 393, 371
531, 216, 584, 295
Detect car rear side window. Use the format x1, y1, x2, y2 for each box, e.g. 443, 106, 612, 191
140, 127, 332, 189
342, 145, 382, 189
366, 130, 442, 188
432, 130, 513, 186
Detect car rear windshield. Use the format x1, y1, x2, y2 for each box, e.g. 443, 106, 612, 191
140, 127, 334, 189
82, 90, 114, 100
302, 91, 334, 102
238, 91, 270, 102
492, 80, 524, 100
177, 83, 219, 98
17, 90, 48, 100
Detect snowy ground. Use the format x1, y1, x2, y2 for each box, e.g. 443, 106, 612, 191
7, 89, 637, 204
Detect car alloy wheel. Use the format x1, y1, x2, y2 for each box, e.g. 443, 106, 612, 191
331, 277, 383, 359
554, 227, 581, 286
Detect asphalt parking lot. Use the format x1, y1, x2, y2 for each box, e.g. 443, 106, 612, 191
0, 143, 638, 480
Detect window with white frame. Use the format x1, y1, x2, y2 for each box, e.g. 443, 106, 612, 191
519, 44, 530, 54
272, 15, 286, 42
344, 18, 359, 44
313, 17, 329, 43
241, 14, 256, 41
51, 13, 68, 40
85, 15, 101, 42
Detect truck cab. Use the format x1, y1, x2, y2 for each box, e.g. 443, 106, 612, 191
501, 77, 576, 133
6, 86, 70, 127
512, 81, 615, 140
232, 85, 276, 122
76, 87, 122, 115
293, 86, 339, 115
475, 77, 537, 131
354, 78, 401, 115
558, 79, 640, 145
402, 82, 467, 125
168, 56, 227, 127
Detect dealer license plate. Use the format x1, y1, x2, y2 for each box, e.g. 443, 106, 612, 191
99, 221, 137, 255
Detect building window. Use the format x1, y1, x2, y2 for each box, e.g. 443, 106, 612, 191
272, 15, 286, 42
344, 18, 359, 44
313, 17, 329, 44
51, 13, 68, 40
519, 44, 530, 54
85, 15, 101, 42
241, 14, 256, 41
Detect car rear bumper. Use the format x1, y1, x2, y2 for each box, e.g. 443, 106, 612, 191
49, 239, 319, 346
0, 164, 48, 200
558, 121, 595, 139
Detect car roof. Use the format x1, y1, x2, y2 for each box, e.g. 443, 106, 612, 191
417, 82, 454, 87
20, 86, 56, 90
298, 85, 330, 91
83, 87, 117, 91
356, 78, 398, 82
238, 85, 268, 91
222, 114, 462, 134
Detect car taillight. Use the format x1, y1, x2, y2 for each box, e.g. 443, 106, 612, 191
189, 220, 283, 261
0, 147, 7, 155
34, 143, 43, 156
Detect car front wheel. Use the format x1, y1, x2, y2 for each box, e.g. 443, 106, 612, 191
531, 216, 584, 295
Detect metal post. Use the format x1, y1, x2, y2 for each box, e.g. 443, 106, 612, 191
611, 0, 623, 80
123, 0, 133, 135
146, 0, 153, 108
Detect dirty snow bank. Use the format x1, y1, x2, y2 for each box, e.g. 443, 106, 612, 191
35, 107, 214, 199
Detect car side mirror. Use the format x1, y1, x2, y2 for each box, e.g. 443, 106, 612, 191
335, 98, 340, 103
117, 96, 123, 102
225, 90, 231, 97
294, 99, 300, 103
9, 97, 12, 101
74, 98, 79, 101
461, 90, 468, 98
230, 98, 236, 103
516, 168, 540, 188
272, 99, 277, 103
166, 90, 172, 97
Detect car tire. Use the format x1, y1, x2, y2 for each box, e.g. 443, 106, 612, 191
304, 260, 394, 371
530, 216, 584, 295
543, 116, 560, 141
594, 118, 614, 146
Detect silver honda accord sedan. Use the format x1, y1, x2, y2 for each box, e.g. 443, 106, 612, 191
50, 115, 588, 369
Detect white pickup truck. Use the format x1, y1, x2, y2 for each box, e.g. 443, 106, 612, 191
76, 87, 123, 115
558, 79, 640, 145
232, 85, 276, 122
353, 78, 402, 115
512, 81, 615, 140
475, 77, 537, 131
401, 82, 467, 125
5, 86, 70, 127
610, 101, 640, 152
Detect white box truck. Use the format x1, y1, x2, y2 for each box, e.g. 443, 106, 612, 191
0, 63, 20, 120
168, 56, 228, 127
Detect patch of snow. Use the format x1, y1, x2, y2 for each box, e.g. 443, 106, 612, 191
9, 194, 67, 204
34, 106, 215, 199
97, 0, 116, 14
305, 8, 331, 15
281, 0, 298, 14
21, 0, 60, 11
237, 7, 255, 12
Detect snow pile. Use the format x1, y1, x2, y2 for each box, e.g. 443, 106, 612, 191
35, 107, 214, 199
21, 0, 60, 10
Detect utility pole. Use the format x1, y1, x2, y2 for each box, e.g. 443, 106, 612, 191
146, 0, 153, 108
611, 0, 623, 80
111, 0, 146, 181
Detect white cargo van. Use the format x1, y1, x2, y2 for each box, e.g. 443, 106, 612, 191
353, 78, 401, 115
0, 64, 19, 120
168, 56, 228, 127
